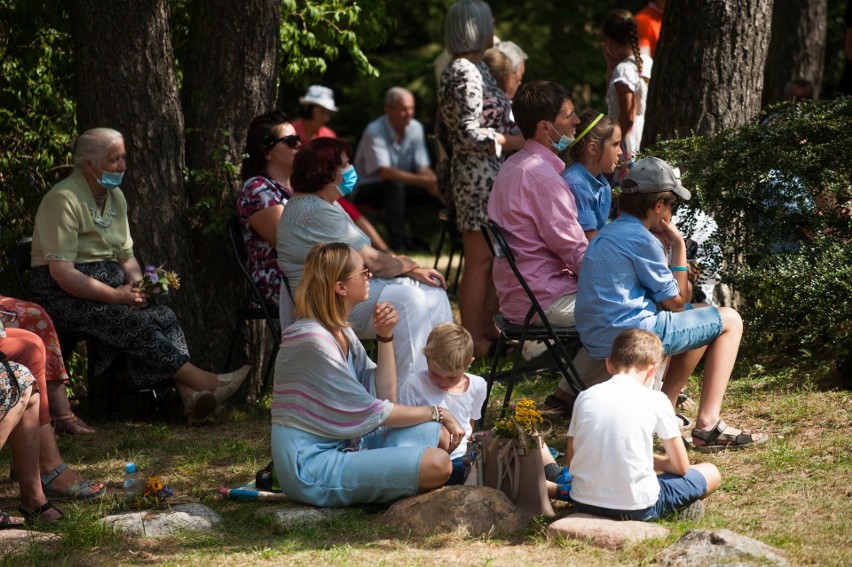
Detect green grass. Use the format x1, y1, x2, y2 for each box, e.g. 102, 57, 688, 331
0, 342, 849, 565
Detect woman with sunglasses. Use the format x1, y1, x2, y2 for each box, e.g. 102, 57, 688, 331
277, 138, 453, 384
29, 128, 250, 425
238, 112, 302, 306
272, 242, 465, 506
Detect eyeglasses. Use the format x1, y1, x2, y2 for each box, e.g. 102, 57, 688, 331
271, 135, 301, 149
0, 307, 17, 323
342, 267, 370, 281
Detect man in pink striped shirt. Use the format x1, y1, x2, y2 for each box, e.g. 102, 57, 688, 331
487, 80, 586, 327
487, 80, 588, 418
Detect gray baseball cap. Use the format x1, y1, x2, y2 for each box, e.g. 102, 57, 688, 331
623, 157, 691, 201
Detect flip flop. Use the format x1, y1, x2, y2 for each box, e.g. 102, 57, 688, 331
0, 509, 25, 529
676, 413, 693, 432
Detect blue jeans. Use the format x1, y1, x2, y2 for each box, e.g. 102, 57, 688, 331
272, 422, 441, 507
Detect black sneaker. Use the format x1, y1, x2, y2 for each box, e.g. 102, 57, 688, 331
674, 499, 705, 521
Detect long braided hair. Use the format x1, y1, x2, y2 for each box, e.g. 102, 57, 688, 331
601, 9, 644, 76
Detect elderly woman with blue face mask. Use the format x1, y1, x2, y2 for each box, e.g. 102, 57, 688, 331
276, 138, 453, 386
29, 128, 249, 425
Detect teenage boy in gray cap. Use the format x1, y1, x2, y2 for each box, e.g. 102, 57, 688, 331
574, 157, 768, 453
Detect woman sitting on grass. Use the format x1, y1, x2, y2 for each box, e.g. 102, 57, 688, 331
271, 242, 465, 507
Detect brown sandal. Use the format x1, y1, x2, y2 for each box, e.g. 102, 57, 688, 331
690, 418, 768, 453
51, 413, 96, 435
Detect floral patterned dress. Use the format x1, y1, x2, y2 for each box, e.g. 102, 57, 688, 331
0, 295, 69, 384
236, 175, 293, 305
438, 58, 516, 233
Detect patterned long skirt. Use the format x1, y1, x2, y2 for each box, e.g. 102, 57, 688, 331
29, 261, 190, 386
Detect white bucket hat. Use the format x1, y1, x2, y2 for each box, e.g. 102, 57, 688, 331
298, 85, 338, 112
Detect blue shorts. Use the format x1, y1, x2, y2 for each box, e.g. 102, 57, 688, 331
653, 304, 723, 357
573, 468, 708, 521
271, 421, 441, 507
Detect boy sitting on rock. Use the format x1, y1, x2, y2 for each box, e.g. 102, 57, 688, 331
567, 328, 720, 521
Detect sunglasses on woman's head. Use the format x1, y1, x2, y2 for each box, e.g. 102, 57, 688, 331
270, 134, 301, 149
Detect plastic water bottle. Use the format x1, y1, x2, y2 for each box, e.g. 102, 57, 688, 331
123, 462, 143, 499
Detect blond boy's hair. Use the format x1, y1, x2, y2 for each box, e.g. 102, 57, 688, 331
422, 323, 474, 372
609, 328, 664, 372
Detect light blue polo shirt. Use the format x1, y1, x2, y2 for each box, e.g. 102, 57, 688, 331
575, 213, 680, 359
561, 161, 612, 232
354, 115, 430, 186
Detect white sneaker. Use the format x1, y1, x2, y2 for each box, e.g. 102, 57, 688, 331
214, 365, 251, 404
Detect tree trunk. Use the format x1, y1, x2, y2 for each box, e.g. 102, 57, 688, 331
180, 0, 282, 374
643, 0, 775, 148
762, 0, 827, 104
70, 0, 205, 347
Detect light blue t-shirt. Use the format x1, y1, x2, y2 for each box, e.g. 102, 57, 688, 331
354, 115, 431, 187
561, 162, 612, 232
575, 214, 680, 359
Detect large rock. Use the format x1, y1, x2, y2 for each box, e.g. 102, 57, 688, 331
383, 486, 529, 537
256, 504, 346, 532
661, 529, 789, 566
101, 503, 222, 538
0, 529, 60, 554
547, 513, 670, 550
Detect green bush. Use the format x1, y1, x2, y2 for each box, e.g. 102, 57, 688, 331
651, 98, 852, 358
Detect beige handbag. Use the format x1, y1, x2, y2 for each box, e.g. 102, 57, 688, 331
475, 433, 555, 517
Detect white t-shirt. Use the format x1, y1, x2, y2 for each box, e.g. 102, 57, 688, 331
605, 56, 650, 159
567, 373, 680, 510
398, 369, 487, 460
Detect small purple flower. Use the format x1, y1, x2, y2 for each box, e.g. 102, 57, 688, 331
146, 273, 160, 284
145, 265, 157, 273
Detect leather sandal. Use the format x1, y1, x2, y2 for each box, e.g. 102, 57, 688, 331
41, 463, 106, 501
19, 501, 64, 525
0, 509, 25, 529
51, 413, 96, 435
690, 418, 769, 453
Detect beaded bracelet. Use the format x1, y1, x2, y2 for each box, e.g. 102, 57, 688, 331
670, 266, 689, 272
376, 334, 394, 343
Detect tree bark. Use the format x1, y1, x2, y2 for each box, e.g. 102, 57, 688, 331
762, 0, 827, 104
180, 0, 282, 373
643, 0, 775, 148
70, 0, 205, 344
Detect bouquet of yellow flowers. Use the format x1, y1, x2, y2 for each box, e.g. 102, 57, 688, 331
138, 265, 181, 295
492, 397, 546, 446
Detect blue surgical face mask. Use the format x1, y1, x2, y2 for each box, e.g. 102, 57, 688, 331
547, 123, 574, 153
91, 163, 124, 189
337, 164, 358, 197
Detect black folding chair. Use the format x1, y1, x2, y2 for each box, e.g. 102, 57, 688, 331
427, 133, 463, 297
225, 217, 281, 398
12, 237, 34, 300
479, 220, 586, 427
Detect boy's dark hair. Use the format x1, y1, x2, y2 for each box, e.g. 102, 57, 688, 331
512, 80, 571, 139
609, 329, 663, 372
618, 182, 679, 219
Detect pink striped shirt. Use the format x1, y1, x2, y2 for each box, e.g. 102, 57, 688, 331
487, 139, 587, 324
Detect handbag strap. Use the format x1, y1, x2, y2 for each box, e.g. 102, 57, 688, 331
496, 439, 523, 501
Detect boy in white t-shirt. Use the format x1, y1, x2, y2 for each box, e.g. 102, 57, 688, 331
567, 329, 721, 521
399, 323, 487, 485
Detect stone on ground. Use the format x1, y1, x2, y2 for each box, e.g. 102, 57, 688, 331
0, 529, 59, 553
383, 485, 529, 536
256, 504, 346, 532
101, 503, 222, 538
661, 528, 789, 566
547, 513, 670, 550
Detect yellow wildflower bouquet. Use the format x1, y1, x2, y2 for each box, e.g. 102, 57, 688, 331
492, 397, 546, 446
138, 265, 181, 295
